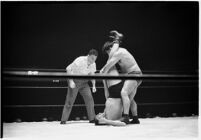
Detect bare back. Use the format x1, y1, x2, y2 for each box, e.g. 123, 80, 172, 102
117, 48, 141, 73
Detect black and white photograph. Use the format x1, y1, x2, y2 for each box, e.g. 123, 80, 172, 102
1, 1, 199, 139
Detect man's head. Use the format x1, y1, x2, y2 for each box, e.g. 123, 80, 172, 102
87, 49, 98, 64
102, 41, 113, 55
109, 30, 123, 42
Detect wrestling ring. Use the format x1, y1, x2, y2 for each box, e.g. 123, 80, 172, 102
2, 69, 199, 139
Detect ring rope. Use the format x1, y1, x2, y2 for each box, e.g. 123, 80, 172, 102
3, 101, 198, 108
3, 68, 198, 74
3, 70, 198, 81
3, 85, 197, 89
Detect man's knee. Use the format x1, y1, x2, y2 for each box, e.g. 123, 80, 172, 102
89, 99, 95, 107
133, 81, 138, 88
123, 80, 138, 94
130, 100, 136, 105
121, 90, 129, 97
64, 102, 73, 109
85, 96, 94, 106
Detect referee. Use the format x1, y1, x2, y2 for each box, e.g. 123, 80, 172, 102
60, 49, 98, 124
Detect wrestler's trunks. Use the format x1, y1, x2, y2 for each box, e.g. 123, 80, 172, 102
108, 81, 124, 98
128, 71, 143, 87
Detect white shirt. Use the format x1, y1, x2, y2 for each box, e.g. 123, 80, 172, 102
67, 56, 96, 75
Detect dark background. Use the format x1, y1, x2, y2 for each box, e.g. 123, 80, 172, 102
2, 2, 198, 72
2, 2, 199, 122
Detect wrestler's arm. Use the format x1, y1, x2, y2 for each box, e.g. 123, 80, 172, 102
103, 52, 122, 73
108, 42, 119, 60
103, 118, 126, 126
100, 43, 119, 73
97, 117, 126, 126
103, 80, 109, 99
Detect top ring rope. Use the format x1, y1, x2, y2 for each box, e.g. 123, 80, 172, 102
3, 70, 198, 81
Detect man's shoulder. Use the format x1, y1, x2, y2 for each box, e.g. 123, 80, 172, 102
118, 47, 127, 52
119, 48, 130, 55
77, 56, 86, 59
75, 56, 86, 61
114, 48, 125, 56
74, 56, 86, 64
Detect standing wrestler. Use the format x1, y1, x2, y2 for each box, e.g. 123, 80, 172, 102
60, 49, 98, 124
101, 31, 142, 124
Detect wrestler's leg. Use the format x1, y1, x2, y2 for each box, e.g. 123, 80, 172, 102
129, 87, 138, 116
129, 87, 140, 124
120, 80, 137, 124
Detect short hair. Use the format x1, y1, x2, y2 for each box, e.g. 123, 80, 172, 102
88, 49, 98, 57
102, 41, 113, 54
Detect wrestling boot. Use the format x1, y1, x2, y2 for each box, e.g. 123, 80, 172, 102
130, 116, 140, 124
120, 114, 130, 124
60, 121, 66, 124
89, 119, 95, 123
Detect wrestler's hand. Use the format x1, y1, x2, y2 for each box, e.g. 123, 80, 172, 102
69, 80, 76, 88
100, 67, 105, 74
96, 113, 106, 120
92, 86, 97, 93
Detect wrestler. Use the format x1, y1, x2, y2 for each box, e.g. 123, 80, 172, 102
95, 66, 126, 126
101, 38, 142, 124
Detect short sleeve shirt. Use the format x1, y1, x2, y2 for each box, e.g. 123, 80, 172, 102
68, 56, 96, 75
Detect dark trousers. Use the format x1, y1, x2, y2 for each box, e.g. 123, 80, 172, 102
61, 80, 95, 121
